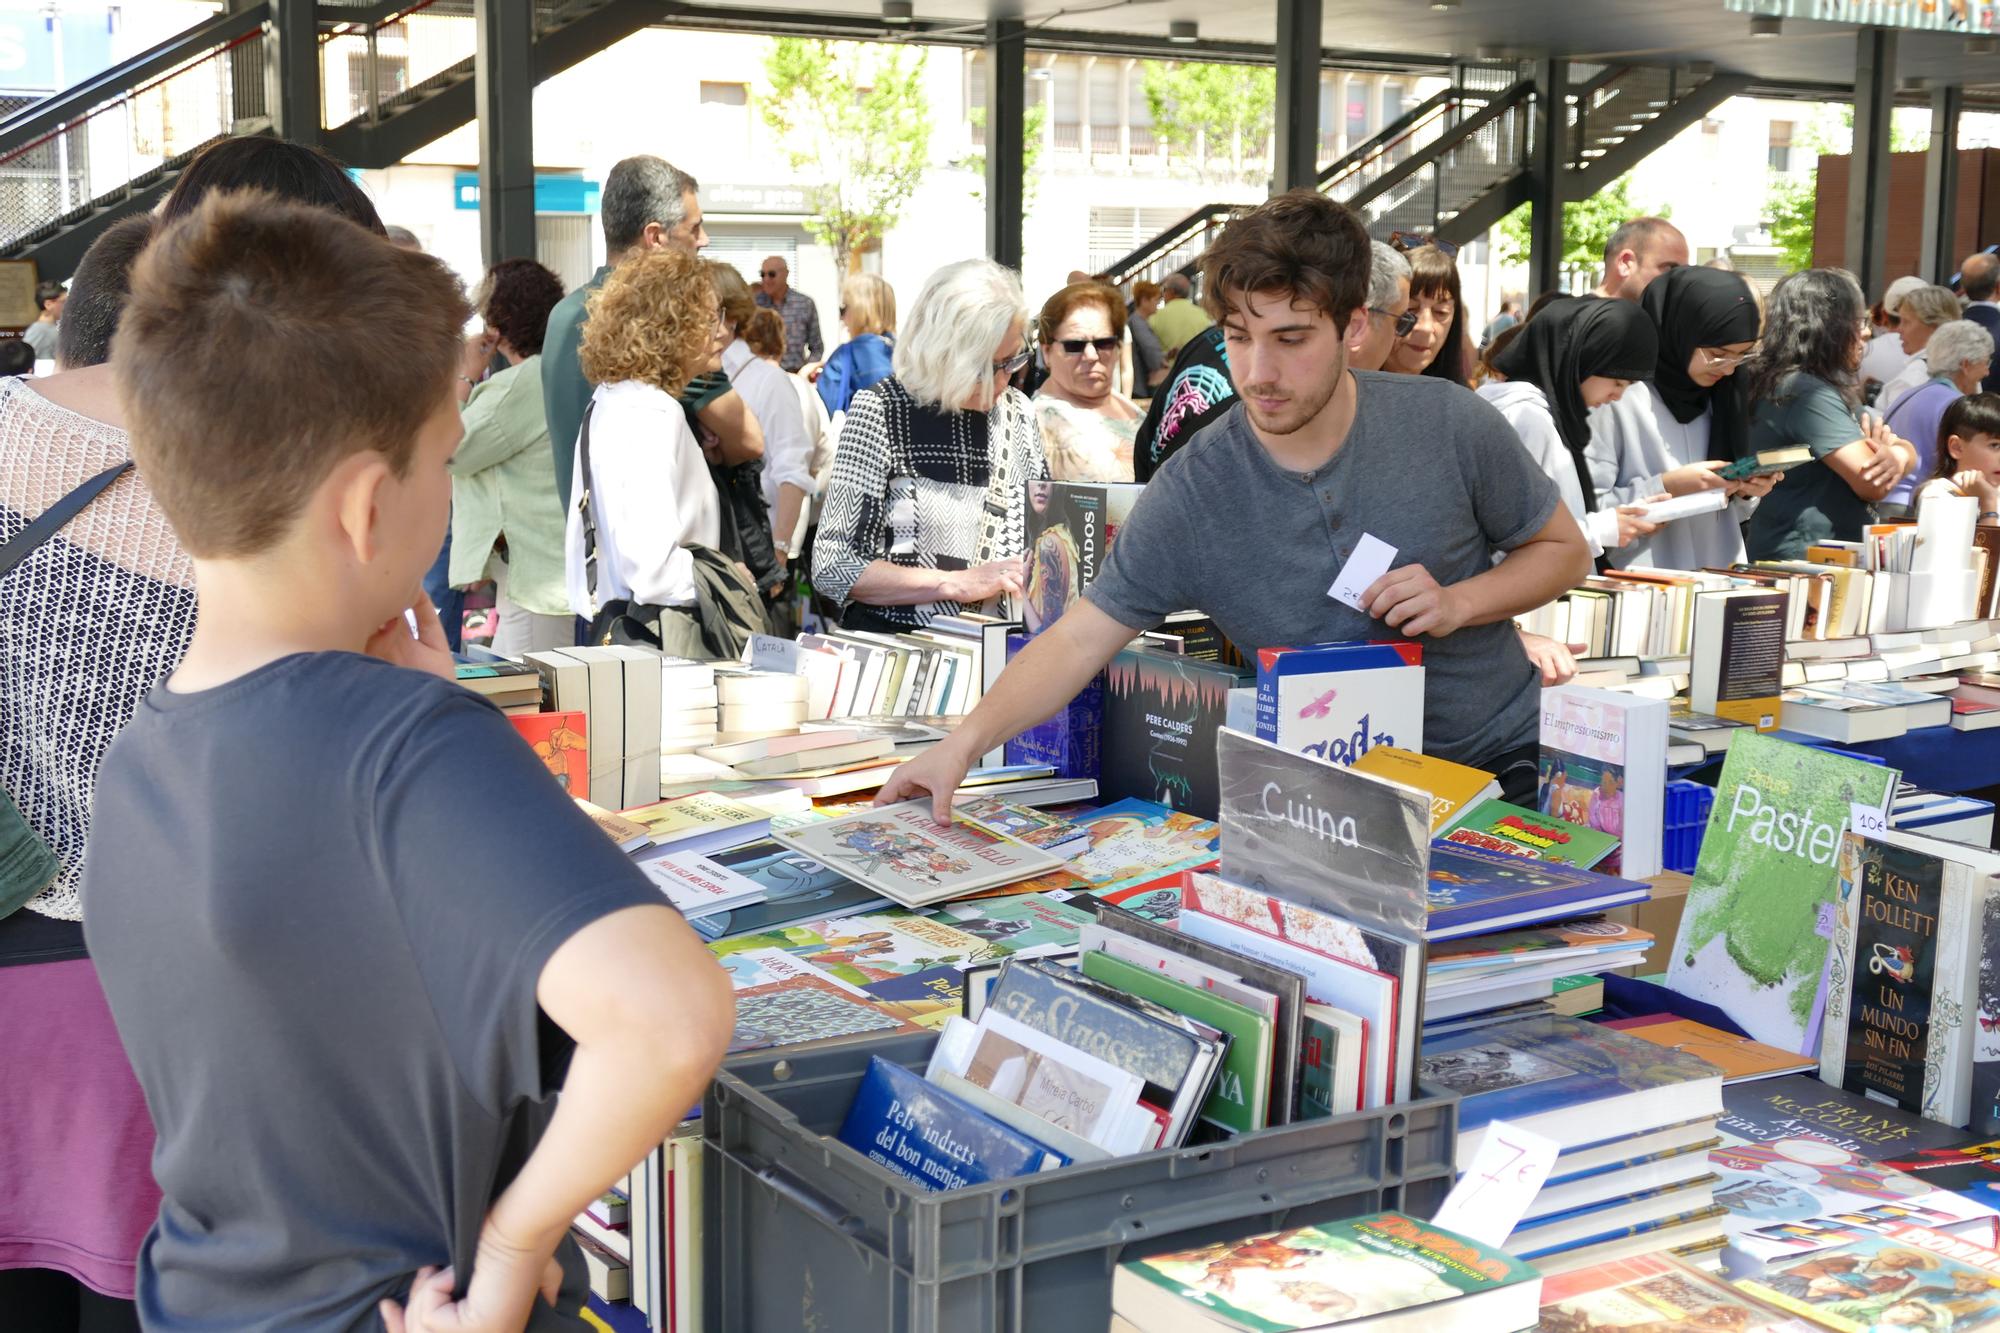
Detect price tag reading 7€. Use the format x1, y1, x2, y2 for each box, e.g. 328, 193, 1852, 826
1429, 1120, 1560, 1249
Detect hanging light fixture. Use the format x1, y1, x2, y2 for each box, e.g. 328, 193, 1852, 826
883, 0, 913, 23
1168, 19, 1199, 43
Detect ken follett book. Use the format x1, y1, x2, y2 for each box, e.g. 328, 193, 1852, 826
1101, 646, 1243, 821
836, 1055, 1068, 1191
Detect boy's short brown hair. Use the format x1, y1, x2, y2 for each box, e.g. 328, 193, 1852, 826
1199, 189, 1370, 331
114, 191, 469, 559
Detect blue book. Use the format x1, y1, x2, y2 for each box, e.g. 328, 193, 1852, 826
836, 1056, 1069, 1191
1419, 1014, 1724, 1167
1423, 841, 1649, 940
1004, 633, 1104, 780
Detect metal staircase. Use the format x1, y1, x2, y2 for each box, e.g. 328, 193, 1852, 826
1, 0, 663, 276
1102, 63, 1749, 289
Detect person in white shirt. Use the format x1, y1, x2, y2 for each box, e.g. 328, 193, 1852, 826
1478, 296, 1664, 557
1588, 264, 1776, 570
1859, 275, 1926, 393
1875, 283, 1963, 416
710, 262, 816, 570
566, 248, 722, 621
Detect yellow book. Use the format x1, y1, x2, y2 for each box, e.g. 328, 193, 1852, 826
1348, 745, 1500, 832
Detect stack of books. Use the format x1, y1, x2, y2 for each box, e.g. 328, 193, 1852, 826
453, 657, 542, 713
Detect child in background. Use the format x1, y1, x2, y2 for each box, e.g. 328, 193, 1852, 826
1914, 393, 2000, 525
82, 193, 733, 1332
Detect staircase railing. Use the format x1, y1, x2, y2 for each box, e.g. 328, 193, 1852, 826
0, 16, 270, 255
1333, 77, 1534, 235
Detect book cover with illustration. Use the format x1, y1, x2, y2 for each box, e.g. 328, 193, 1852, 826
1348, 744, 1499, 832
1733, 1221, 2000, 1332
1881, 1138, 2000, 1212
1534, 1251, 1806, 1332
1981, 891, 2000, 1137
713, 909, 1001, 987
929, 892, 1094, 953
836, 1055, 1067, 1191
1667, 731, 1900, 1056
860, 965, 966, 1029
1003, 632, 1104, 780
774, 800, 1066, 907
1112, 1212, 1540, 1333
1437, 798, 1620, 869
1101, 646, 1244, 821
1538, 684, 1669, 879
726, 973, 923, 1053
1017, 481, 1141, 635
1604, 1017, 1812, 1084
1720, 1074, 1983, 1162
685, 838, 889, 941
997, 798, 1221, 898
508, 711, 589, 799
1430, 917, 1655, 971
1254, 640, 1425, 767
1423, 842, 1650, 940
1081, 948, 1273, 1134
1821, 831, 1985, 1126
953, 797, 1088, 854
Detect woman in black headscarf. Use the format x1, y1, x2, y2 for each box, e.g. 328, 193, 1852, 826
1477, 295, 1661, 557
1588, 265, 1772, 569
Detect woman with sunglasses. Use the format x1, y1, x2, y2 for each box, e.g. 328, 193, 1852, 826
813, 259, 1049, 632
1384, 237, 1472, 387
1031, 282, 1141, 482
1588, 265, 1774, 570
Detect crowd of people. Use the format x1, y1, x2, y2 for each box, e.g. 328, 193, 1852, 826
4, 128, 2000, 1331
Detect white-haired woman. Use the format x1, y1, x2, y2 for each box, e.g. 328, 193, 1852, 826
813, 258, 1049, 632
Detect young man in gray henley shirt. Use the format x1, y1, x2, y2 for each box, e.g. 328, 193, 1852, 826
881, 191, 1592, 815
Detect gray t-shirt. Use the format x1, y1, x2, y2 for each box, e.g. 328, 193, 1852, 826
1085, 371, 1562, 767
22, 318, 58, 358
83, 652, 662, 1332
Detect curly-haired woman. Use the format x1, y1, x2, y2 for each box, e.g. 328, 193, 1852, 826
564, 248, 722, 639
449, 257, 571, 653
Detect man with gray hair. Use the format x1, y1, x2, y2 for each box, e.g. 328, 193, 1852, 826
1881, 318, 1996, 516
1347, 241, 1413, 372
542, 154, 713, 507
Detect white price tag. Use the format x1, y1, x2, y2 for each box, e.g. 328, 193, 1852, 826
1328, 532, 1398, 610
1430, 1120, 1560, 1249
1849, 803, 1890, 839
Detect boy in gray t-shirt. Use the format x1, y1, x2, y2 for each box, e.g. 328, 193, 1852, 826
883, 191, 1593, 819
83, 194, 733, 1331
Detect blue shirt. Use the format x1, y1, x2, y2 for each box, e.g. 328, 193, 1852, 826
816, 333, 895, 417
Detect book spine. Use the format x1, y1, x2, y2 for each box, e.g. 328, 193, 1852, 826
1925, 871, 1981, 1128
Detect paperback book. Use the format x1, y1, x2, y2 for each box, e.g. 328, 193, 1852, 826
1347, 745, 1499, 832
1080, 948, 1273, 1135
1720, 1074, 1984, 1162
726, 974, 924, 1053
508, 711, 590, 799
773, 800, 1066, 908
1101, 646, 1243, 820
1733, 1220, 2000, 1331
684, 838, 889, 941
836, 1055, 1068, 1191
1534, 1251, 1803, 1332
1435, 799, 1620, 869
1003, 633, 1105, 780
1538, 684, 1669, 878
1253, 640, 1426, 766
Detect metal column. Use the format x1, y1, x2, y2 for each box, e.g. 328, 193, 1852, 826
1273, 0, 1323, 194
1919, 82, 1964, 284
476, 0, 537, 264
985, 19, 1026, 271
268, 0, 319, 147
1845, 28, 1897, 299
1527, 57, 1567, 298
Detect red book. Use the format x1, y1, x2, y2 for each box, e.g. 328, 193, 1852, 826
510, 710, 590, 800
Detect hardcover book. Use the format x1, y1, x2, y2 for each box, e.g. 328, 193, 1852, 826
1733, 1220, 2000, 1331
1435, 798, 1620, 869
997, 798, 1221, 898
929, 893, 1095, 954
1690, 588, 1787, 730
726, 974, 923, 1053
1535, 1251, 1803, 1332
1347, 745, 1499, 832
859, 966, 966, 1029
1080, 948, 1273, 1135
1822, 829, 1997, 1127
1253, 640, 1425, 766
1111, 1212, 1540, 1333
712, 910, 999, 987
953, 797, 1089, 854
1668, 731, 1901, 1055
1101, 647, 1243, 820
928, 1011, 1154, 1154
1720, 1074, 1984, 1162
1428, 917, 1655, 972
508, 711, 590, 799
835, 1055, 1067, 1191
1539, 684, 1670, 878
773, 800, 1066, 908
1423, 842, 1650, 941
1004, 639, 1106, 780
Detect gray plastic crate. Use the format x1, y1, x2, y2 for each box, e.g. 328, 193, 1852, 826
701, 1030, 1458, 1333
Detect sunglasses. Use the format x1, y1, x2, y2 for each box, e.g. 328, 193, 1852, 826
993, 348, 1032, 376
760, 270, 782, 279
1371, 306, 1420, 337
1057, 336, 1121, 357
1389, 230, 1459, 260
839, 305, 848, 317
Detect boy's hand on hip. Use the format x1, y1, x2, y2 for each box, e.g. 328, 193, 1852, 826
1363, 564, 1467, 638
378, 1243, 563, 1332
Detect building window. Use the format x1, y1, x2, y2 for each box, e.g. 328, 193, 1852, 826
700, 81, 749, 107
1381, 81, 1403, 125
1346, 82, 1368, 140
1052, 60, 1081, 151
1768, 120, 1794, 173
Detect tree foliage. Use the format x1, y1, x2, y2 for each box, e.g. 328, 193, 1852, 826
1764, 172, 1818, 274
1141, 61, 1275, 184
1495, 174, 1642, 273
760, 39, 932, 273
964, 100, 1048, 212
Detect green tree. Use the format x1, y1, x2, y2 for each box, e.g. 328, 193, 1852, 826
1142, 60, 1275, 184
760, 39, 932, 274
1765, 172, 1817, 273
963, 100, 1048, 212
1495, 174, 1643, 272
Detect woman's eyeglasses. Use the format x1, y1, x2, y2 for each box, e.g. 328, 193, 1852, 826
992, 349, 1033, 376
1389, 230, 1459, 260
1057, 336, 1121, 357
1372, 307, 1420, 337
1698, 346, 1756, 370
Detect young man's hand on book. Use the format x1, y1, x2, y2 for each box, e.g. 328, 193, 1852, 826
877, 735, 975, 824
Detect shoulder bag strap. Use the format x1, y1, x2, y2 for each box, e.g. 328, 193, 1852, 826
0, 462, 133, 582
574, 403, 602, 601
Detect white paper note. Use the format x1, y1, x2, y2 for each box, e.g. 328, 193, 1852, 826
1849, 803, 1890, 839
1430, 1120, 1560, 1249
1328, 533, 1398, 610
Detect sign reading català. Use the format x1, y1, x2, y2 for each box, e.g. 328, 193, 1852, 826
1724, 0, 1999, 32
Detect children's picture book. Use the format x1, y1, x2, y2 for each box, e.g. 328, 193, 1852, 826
1101, 647, 1243, 821
1668, 731, 1900, 1055
835, 1055, 1067, 1191
1822, 830, 1997, 1127
708, 910, 999, 987
859, 966, 965, 1029
1423, 842, 1650, 941
711, 944, 870, 995
1534, 1251, 1804, 1331
1732, 1220, 2000, 1332
1721, 1074, 1984, 1163
726, 974, 923, 1053
773, 800, 1066, 908
1435, 798, 1620, 869
1074, 874, 1188, 924
953, 797, 1089, 856
1080, 948, 1274, 1135
1111, 1212, 1541, 1333
684, 838, 889, 942
1253, 641, 1425, 767
1538, 684, 1669, 878
1348, 744, 1499, 832
1603, 1016, 1815, 1084
508, 711, 589, 799
996, 799, 1221, 898
928, 893, 1094, 954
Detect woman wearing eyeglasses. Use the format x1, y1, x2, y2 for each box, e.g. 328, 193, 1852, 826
1383, 237, 1472, 387
1031, 282, 1141, 483
1588, 265, 1775, 570
813, 259, 1050, 632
